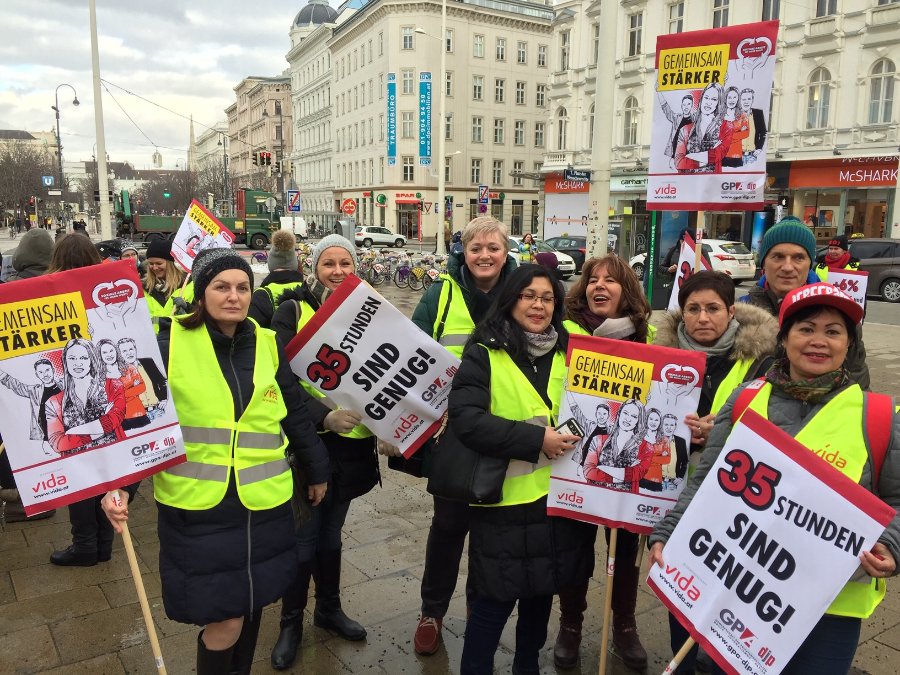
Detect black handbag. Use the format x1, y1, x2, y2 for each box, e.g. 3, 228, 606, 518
426, 422, 509, 505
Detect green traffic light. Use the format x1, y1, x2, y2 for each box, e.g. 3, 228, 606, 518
163, 190, 171, 198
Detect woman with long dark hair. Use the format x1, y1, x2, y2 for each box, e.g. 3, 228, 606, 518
675, 82, 733, 174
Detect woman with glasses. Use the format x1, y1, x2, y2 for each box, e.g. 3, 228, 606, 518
650, 269, 778, 673
450, 265, 595, 674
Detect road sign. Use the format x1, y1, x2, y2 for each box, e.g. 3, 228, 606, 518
564, 168, 591, 181
42, 176, 54, 187
478, 185, 489, 205
265, 197, 277, 211
47, 189, 62, 196
341, 198, 357, 216
287, 190, 301, 213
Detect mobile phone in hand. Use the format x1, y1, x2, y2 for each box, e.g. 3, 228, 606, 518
555, 418, 585, 438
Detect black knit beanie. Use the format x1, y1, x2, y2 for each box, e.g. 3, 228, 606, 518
191, 248, 254, 301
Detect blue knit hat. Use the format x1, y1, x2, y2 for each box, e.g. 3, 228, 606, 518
759, 217, 816, 266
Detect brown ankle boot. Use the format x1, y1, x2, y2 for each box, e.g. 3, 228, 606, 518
553, 624, 582, 669
554, 583, 588, 669
612, 614, 647, 671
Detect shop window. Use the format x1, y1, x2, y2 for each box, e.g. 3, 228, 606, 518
557, 108, 568, 150
869, 59, 895, 125
806, 68, 831, 130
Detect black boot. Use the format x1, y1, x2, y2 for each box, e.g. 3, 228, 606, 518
554, 581, 589, 669
271, 563, 313, 670
229, 610, 262, 675
610, 529, 647, 672
196, 631, 236, 675
313, 548, 366, 641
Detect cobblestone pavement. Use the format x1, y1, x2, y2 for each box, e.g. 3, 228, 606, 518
1, 271, 899, 674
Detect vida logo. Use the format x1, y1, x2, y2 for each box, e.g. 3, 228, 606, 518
393, 414, 420, 439
664, 564, 701, 602
557, 490, 584, 505
33, 472, 67, 493
655, 184, 677, 195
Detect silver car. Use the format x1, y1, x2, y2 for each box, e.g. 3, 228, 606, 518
355, 226, 406, 248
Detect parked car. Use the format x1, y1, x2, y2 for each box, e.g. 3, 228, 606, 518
629, 239, 756, 283
508, 236, 577, 279
848, 238, 900, 302
544, 236, 586, 272
355, 226, 406, 248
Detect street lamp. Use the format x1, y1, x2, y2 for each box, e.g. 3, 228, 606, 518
217, 133, 229, 215
52, 83, 80, 197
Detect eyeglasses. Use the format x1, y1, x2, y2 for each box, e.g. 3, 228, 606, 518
518, 292, 556, 305
683, 304, 726, 316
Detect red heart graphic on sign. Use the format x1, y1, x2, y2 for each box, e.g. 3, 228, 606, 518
661, 364, 700, 388
92, 279, 139, 307
738, 40, 768, 59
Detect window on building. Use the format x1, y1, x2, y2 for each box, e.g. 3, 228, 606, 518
378, 31, 384, 56
446, 29, 454, 53
401, 111, 414, 138
628, 14, 643, 56
591, 24, 601, 65
713, 0, 729, 27
445, 156, 453, 183
535, 122, 545, 147
623, 96, 639, 145
669, 2, 684, 32
380, 157, 384, 182
514, 120, 525, 145
761, 0, 779, 20
560, 30, 570, 70
495, 78, 505, 103
474, 34, 485, 58
379, 73, 384, 98
536, 84, 546, 107
471, 159, 482, 184
816, 0, 836, 16
588, 103, 595, 148
517, 41, 527, 64
515, 81, 526, 105
402, 26, 415, 50
445, 71, 453, 97
537, 45, 548, 67
513, 160, 524, 186
473, 75, 484, 100
494, 118, 505, 144
402, 69, 414, 94
806, 67, 831, 129
557, 108, 568, 150
869, 59, 895, 124
445, 114, 453, 140
496, 38, 506, 61
402, 156, 414, 181
369, 118, 373, 143
379, 113, 385, 141
493, 160, 503, 185
533, 163, 542, 188
472, 116, 483, 142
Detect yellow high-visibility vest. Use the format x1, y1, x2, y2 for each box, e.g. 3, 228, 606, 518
434, 276, 476, 357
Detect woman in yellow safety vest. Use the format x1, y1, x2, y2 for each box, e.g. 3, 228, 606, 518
142, 239, 186, 330
102, 248, 330, 675
650, 270, 778, 672
268, 234, 379, 670
554, 254, 652, 671
651, 283, 900, 674
452, 264, 596, 674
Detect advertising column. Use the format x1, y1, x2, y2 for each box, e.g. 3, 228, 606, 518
387, 73, 397, 167
418, 72, 432, 167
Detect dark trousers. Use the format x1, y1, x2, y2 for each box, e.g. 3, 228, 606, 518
295, 487, 350, 561
605, 526, 640, 617
69, 495, 114, 556
461, 593, 553, 675
668, 614, 860, 675
0, 450, 14, 489
420, 495, 472, 618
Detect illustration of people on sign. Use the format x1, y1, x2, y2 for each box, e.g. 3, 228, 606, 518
45, 338, 126, 455
584, 398, 651, 492
98, 337, 150, 431
658, 91, 695, 170
0, 359, 63, 455
674, 82, 733, 174
571, 401, 611, 471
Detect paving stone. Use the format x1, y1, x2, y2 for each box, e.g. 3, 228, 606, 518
101, 571, 162, 608
2, 586, 109, 634
0, 527, 28, 552
0, 624, 59, 672
0, 540, 53, 572
335, 571, 423, 626
343, 513, 423, 546
50, 603, 146, 665
117, 625, 198, 675
0, 571, 15, 605
342, 530, 429, 580
10, 555, 145, 601
41, 652, 125, 675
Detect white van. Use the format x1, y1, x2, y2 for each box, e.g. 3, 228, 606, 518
280, 215, 307, 240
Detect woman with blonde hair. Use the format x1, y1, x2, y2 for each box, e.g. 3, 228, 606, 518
142, 240, 187, 330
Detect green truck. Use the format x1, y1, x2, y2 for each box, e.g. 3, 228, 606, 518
118, 189, 283, 250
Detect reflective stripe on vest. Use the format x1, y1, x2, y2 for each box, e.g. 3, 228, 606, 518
435, 276, 476, 357
478, 346, 566, 508
739, 383, 885, 619
295, 299, 372, 439
710, 359, 754, 415
156, 320, 291, 511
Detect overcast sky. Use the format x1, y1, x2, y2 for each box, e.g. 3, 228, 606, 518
1, 0, 326, 168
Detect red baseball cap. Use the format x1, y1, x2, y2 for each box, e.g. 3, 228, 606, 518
778, 282, 863, 327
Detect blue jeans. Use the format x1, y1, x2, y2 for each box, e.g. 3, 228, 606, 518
294, 487, 350, 561
461, 593, 553, 675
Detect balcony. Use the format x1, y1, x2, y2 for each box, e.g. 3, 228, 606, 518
864, 4, 900, 47
541, 152, 575, 170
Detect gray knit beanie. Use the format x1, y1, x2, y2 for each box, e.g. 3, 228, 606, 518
268, 230, 299, 272
311, 234, 357, 273
759, 217, 816, 266
191, 248, 253, 300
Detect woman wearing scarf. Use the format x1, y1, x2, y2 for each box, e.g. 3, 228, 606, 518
650, 270, 778, 673
815, 234, 861, 282
553, 254, 652, 671
269, 234, 380, 670
449, 265, 594, 674
651, 283, 900, 674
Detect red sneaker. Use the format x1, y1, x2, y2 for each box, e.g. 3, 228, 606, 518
413, 616, 442, 655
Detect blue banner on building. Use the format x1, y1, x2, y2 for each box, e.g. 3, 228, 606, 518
418, 72, 432, 167
387, 73, 397, 166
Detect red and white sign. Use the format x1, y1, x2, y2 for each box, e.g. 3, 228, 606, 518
0, 262, 186, 515
827, 268, 869, 318
285, 274, 460, 458
648, 411, 894, 675
171, 200, 235, 272
341, 198, 357, 216
668, 233, 713, 311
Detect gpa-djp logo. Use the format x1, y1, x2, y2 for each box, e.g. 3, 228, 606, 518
719, 608, 777, 667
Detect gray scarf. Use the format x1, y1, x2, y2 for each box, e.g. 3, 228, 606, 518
677, 317, 739, 357
524, 325, 558, 361
593, 317, 637, 340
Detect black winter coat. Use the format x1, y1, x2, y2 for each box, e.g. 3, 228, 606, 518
271, 287, 380, 503
449, 338, 596, 602
248, 269, 305, 328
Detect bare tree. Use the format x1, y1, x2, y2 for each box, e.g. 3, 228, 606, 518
0, 140, 56, 224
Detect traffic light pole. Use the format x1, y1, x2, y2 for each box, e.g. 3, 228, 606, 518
89, 0, 113, 240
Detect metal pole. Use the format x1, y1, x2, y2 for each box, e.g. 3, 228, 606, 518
435, 0, 448, 256
52, 84, 79, 204
89, 0, 113, 240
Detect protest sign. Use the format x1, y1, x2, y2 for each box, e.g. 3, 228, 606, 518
648, 21, 779, 211
0, 261, 186, 515
668, 233, 713, 311
648, 410, 895, 675
827, 268, 868, 318
548, 334, 705, 534
285, 274, 460, 458
171, 200, 236, 272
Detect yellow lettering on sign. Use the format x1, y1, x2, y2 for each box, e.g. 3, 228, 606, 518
657, 44, 729, 92
568, 348, 651, 403
0, 292, 89, 358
